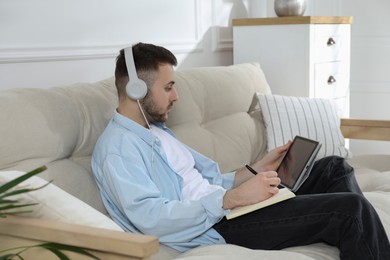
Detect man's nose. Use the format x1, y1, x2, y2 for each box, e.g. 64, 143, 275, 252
171, 87, 179, 101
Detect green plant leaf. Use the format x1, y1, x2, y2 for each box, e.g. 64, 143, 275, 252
0, 199, 18, 204
41, 247, 70, 260
0, 166, 48, 218
0, 254, 19, 260
39, 243, 99, 259
0, 202, 37, 211
0, 183, 51, 200
0, 166, 47, 194
0, 210, 34, 218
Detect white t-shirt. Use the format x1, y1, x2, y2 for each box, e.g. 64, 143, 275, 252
150, 125, 225, 200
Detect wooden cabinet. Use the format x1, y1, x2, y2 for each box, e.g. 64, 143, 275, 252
232, 16, 353, 117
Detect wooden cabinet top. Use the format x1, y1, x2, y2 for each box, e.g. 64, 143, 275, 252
232, 16, 353, 26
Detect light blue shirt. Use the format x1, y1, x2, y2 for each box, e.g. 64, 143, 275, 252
91, 111, 236, 252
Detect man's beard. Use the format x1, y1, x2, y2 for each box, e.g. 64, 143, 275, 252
141, 95, 172, 123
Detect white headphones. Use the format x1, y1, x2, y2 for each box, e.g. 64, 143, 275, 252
124, 46, 148, 100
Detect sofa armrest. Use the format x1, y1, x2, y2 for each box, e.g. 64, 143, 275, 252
341, 118, 390, 141
0, 216, 159, 260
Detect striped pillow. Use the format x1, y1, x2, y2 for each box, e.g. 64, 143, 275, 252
256, 93, 351, 159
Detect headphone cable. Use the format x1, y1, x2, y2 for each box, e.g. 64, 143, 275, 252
137, 99, 151, 129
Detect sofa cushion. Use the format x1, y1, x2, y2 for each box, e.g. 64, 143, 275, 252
256, 93, 351, 160
167, 63, 271, 173
348, 155, 390, 192
175, 244, 316, 260
0, 171, 123, 231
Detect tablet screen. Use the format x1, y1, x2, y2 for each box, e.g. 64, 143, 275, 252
277, 136, 320, 190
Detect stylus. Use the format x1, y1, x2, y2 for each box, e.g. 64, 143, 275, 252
245, 164, 257, 175
246, 164, 286, 189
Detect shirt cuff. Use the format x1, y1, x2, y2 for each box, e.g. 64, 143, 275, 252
220, 171, 235, 190
200, 188, 230, 223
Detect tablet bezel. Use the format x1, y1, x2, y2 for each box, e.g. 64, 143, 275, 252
276, 136, 321, 191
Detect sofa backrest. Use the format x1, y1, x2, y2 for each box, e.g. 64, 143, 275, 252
0, 62, 271, 214
167, 63, 271, 173
0, 78, 118, 213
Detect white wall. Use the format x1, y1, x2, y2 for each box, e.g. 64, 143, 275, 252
341, 0, 390, 155
1, 0, 389, 155
0, 0, 250, 89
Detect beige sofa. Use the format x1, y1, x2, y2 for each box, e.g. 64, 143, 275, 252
1, 63, 389, 259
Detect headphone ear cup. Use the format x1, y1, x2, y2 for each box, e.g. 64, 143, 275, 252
126, 78, 148, 100
124, 46, 148, 100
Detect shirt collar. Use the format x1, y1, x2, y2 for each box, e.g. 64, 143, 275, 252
113, 110, 156, 145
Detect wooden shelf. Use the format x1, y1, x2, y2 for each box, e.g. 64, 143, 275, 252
233, 16, 353, 26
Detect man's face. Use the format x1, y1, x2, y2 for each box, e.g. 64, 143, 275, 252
142, 63, 178, 123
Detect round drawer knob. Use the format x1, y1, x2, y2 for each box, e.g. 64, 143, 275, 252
327, 38, 336, 46
327, 76, 336, 85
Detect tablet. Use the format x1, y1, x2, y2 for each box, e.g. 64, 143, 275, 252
277, 135, 322, 192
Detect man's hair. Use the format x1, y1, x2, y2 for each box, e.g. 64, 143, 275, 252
115, 42, 178, 100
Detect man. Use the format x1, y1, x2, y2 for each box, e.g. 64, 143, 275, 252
92, 42, 390, 259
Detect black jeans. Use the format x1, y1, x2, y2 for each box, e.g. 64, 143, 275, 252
213, 156, 390, 260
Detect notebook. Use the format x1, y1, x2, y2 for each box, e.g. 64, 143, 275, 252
226, 188, 295, 220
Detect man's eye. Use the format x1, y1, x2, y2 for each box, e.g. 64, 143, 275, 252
165, 82, 175, 92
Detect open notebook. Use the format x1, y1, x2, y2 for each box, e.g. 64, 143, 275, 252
226, 188, 295, 220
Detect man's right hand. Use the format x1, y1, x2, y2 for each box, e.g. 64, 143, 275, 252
222, 171, 281, 210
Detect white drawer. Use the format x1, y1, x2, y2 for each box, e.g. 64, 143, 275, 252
314, 61, 349, 99
314, 24, 350, 63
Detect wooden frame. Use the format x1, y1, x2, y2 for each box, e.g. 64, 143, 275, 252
232, 16, 353, 26
0, 216, 159, 260
341, 118, 390, 141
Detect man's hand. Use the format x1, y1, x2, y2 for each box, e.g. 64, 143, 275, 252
223, 171, 281, 210
253, 141, 292, 173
